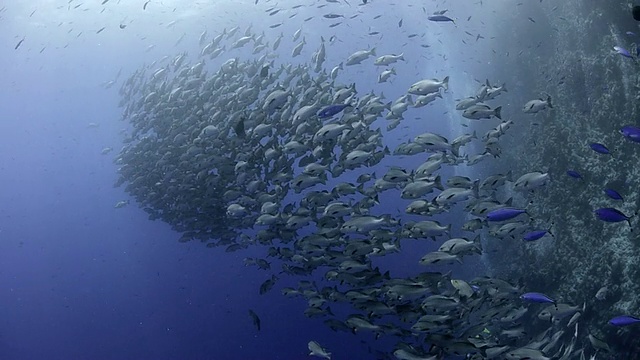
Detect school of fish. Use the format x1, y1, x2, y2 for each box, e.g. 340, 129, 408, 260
101, 0, 640, 359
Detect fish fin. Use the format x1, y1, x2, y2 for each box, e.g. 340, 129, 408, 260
494, 106, 502, 119
434, 175, 444, 191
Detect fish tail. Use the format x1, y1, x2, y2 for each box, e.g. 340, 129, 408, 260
494, 106, 502, 119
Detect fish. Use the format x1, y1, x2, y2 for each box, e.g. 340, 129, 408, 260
523, 226, 552, 241
419, 251, 461, 265
566, 170, 582, 179
609, 315, 640, 326
462, 104, 502, 120
378, 68, 396, 83
14, 37, 25, 50
620, 125, 640, 142
374, 53, 404, 66
513, 171, 550, 191
523, 96, 552, 113
114, 200, 129, 208
248, 309, 261, 331
590, 142, 610, 154
486, 207, 527, 222
520, 292, 554, 303
234, 119, 245, 139
346, 48, 376, 65
594, 207, 633, 226
317, 104, 351, 119
604, 188, 623, 200
614, 46, 633, 58
595, 286, 608, 300
408, 77, 449, 95
308, 341, 331, 359
428, 14, 455, 23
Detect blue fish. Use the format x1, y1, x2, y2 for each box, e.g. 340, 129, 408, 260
317, 104, 351, 119
604, 188, 623, 201
520, 292, 554, 304
566, 170, 582, 179
428, 15, 455, 23
609, 315, 640, 326
627, 31, 637, 36
614, 46, 633, 58
590, 143, 610, 154
620, 125, 640, 142
594, 207, 632, 226
486, 207, 526, 222
523, 230, 550, 242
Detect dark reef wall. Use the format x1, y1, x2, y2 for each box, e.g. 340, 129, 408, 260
486, 0, 640, 349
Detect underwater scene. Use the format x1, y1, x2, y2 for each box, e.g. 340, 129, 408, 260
3, 0, 640, 359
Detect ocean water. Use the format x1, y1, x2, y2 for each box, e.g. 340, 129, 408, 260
3, 1, 640, 359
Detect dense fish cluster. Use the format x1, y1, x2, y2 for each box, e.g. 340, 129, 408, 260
108, 1, 640, 359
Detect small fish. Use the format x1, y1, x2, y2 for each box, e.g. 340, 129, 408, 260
248, 309, 261, 331
609, 315, 640, 326
260, 65, 269, 78
428, 15, 455, 23
595, 286, 608, 300
119, 24, 127, 29
486, 207, 526, 222
520, 292, 554, 303
323, 13, 343, 19
96, 27, 106, 34
620, 125, 640, 142
613, 46, 633, 58
317, 104, 351, 119
308, 341, 331, 359
604, 188, 623, 201
143, 0, 150, 10
14, 38, 25, 50
398, 19, 403, 27
114, 200, 129, 208
523, 229, 551, 242
566, 170, 582, 179
594, 207, 632, 226
590, 143, 610, 154
235, 118, 245, 139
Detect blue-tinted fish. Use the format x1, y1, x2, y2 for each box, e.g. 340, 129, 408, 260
523, 229, 551, 242
566, 170, 582, 179
604, 188, 623, 201
520, 292, 554, 304
486, 207, 526, 222
594, 207, 632, 226
614, 46, 633, 58
590, 143, 610, 154
627, 31, 636, 36
620, 125, 640, 142
609, 315, 640, 326
428, 15, 455, 23
317, 104, 351, 119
